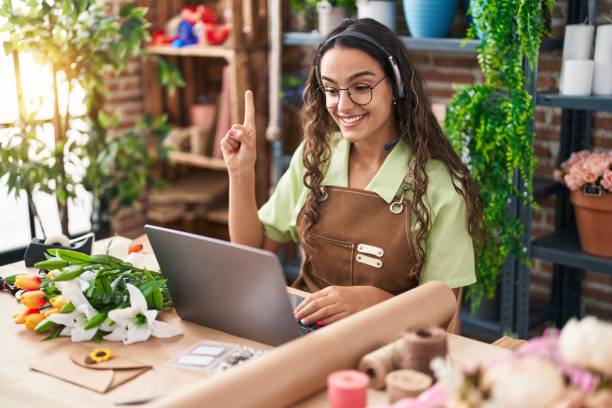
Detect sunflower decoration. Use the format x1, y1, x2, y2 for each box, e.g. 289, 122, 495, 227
87, 348, 113, 364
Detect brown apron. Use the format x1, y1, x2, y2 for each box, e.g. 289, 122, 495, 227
293, 181, 419, 295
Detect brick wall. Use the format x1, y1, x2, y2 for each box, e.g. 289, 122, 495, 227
407, 0, 612, 321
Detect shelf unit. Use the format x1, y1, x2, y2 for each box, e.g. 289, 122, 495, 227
141, 0, 269, 237
529, 0, 612, 327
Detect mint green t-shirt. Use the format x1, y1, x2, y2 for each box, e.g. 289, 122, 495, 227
258, 136, 476, 289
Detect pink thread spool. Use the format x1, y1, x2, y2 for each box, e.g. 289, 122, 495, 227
328, 370, 370, 408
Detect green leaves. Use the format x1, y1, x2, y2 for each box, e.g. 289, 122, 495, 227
445, 0, 552, 310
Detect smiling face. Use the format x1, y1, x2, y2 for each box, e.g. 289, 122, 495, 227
319, 46, 398, 146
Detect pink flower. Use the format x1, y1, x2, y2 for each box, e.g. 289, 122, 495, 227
564, 173, 584, 191
562, 151, 589, 172
553, 169, 564, 182
602, 169, 612, 192
584, 153, 609, 177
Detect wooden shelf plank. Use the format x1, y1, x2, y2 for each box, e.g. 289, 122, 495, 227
168, 151, 227, 171
146, 45, 235, 61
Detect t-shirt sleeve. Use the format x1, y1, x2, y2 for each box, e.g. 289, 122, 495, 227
257, 142, 306, 244
419, 180, 476, 289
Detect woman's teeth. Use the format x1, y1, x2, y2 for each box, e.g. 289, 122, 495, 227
340, 114, 367, 127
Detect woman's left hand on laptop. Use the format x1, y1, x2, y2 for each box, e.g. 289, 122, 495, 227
293, 286, 392, 326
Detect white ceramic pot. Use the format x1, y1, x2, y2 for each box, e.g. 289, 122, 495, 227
317, 2, 346, 36
357, 0, 396, 32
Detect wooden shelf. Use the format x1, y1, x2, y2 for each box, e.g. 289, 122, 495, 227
168, 151, 227, 170
146, 45, 235, 61
203, 207, 229, 225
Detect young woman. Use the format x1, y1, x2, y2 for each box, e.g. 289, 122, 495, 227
220, 18, 482, 328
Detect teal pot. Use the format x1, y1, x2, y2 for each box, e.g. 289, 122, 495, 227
403, 0, 459, 38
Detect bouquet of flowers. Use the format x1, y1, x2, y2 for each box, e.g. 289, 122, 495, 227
6, 239, 182, 345
553, 150, 612, 194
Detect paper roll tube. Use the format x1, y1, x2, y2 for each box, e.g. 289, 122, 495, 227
385, 369, 432, 403
594, 24, 612, 63
562, 24, 595, 61
592, 61, 612, 96
560, 60, 594, 96
149, 281, 456, 408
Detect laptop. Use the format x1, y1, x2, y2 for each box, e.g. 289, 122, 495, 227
145, 225, 316, 346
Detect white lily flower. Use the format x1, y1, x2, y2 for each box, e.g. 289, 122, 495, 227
45, 281, 99, 342
125, 252, 149, 269
106, 237, 132, 259
103, 283, 182, 345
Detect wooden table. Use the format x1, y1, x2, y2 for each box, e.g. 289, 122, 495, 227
0, 237, 509, 407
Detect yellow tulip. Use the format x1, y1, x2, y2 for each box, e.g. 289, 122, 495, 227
12, 308, 39, 324
49, 295, 67, 309
43, 308, 60, 318
14, 274, 41, 290
24, 312, 45, 330
20, 290, 46, 309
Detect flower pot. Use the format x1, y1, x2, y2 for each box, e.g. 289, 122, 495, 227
357, 0, 396, 32
317, 3, 347, 36
570, 190, 612, 257
402, 0, 459, 38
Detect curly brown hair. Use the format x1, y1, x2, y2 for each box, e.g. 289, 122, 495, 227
300, 18, 483, 280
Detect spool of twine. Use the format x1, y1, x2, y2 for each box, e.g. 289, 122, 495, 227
394, 327, 448, 377
358, 339, 402, 389
385, 369, 433, 403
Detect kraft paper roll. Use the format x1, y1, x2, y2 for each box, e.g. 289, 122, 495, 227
385, 369, 432, 403
594, 24, 612, 63
560, 60, 594, 96
562, 24, 595, 61
148, 281, 456, 408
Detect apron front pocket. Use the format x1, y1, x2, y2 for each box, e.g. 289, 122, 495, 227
308, 233, 354, 287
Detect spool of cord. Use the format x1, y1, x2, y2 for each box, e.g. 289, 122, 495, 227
385, 369, 433, 403
327, 370, 370, 408
395, 327, 448, 377
357, 340, 401, 389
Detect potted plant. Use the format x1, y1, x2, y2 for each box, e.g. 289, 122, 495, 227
357, 0, 396, 32
402, 0, 460, 38
291, 1, 356, 36
444, 0, 553, 310
0, 1, 182, 238
554, 150, 612, 257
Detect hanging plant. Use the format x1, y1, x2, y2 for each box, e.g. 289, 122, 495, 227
444, 0, 554, 309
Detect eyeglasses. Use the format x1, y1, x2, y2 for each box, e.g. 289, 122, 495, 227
319, 76, 386, 108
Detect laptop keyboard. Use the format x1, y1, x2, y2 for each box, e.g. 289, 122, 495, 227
298, 321, 320, 334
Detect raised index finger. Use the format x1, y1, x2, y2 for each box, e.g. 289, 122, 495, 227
243, 90, 255, 128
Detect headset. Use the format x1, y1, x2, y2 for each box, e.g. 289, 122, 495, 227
315, 30, 406, 99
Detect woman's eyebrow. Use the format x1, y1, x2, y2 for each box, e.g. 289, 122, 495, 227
321, 70, 377, 84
